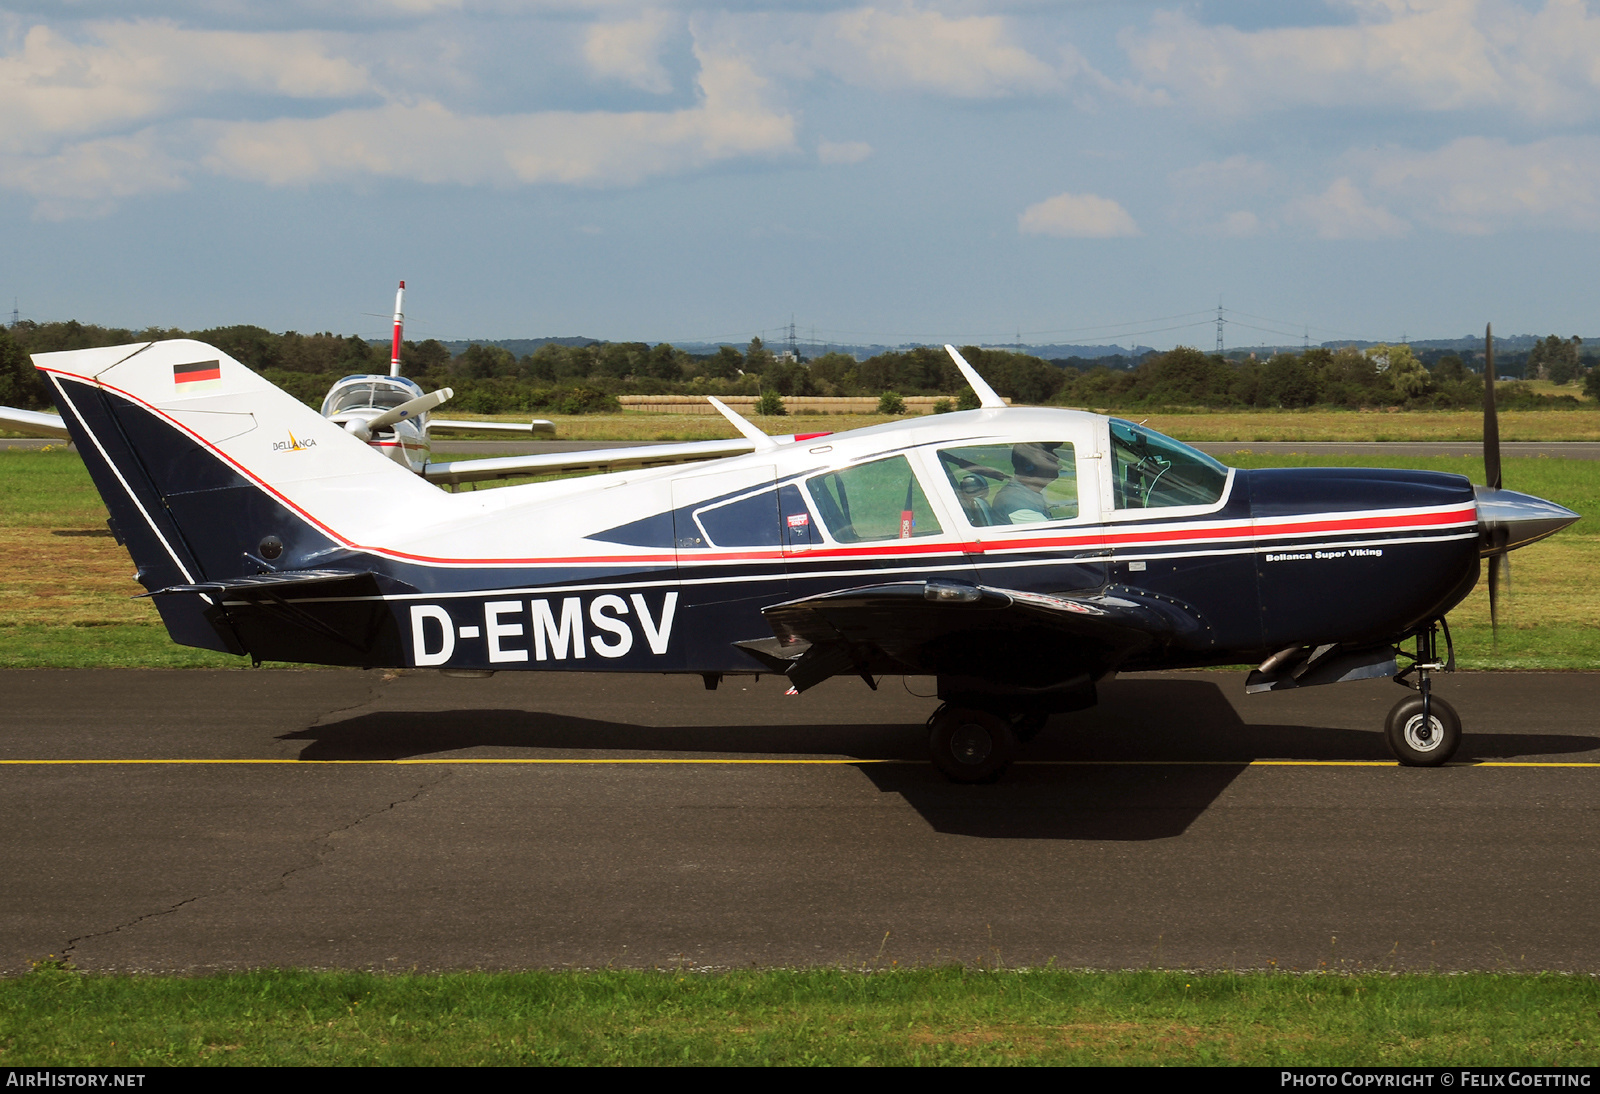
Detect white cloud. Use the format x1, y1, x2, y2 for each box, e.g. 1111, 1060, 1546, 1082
1213, 210, 1264, 237
1167, 155, 1276, 235
817, 139, 871, 164
683, 5, 1066, 99
0, 20, 373, 147
584, 10, 675, 94
1365, 135, 1600, 232
203, 47, 794, 188
826, 6, 1059, 97
0, 130, 190, 220
1285, 177, 1410, 239
1018, 191, 1140, 238
1122, 0, 1600, 121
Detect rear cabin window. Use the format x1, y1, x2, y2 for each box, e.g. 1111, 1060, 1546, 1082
937, 443, 1078, 526
807, 456, 942, 543
1108, 419, 1228, 510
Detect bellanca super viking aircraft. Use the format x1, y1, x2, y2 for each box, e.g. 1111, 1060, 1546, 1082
28, 326, 1577, 780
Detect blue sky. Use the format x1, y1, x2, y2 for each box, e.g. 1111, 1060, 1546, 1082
5, 1, 1600, 350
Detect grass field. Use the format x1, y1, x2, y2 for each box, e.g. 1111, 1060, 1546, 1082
0, 445, 1590, 669
3, 966, 1598, 1065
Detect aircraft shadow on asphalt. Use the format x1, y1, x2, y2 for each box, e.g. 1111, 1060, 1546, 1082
283, 678, 1597, 841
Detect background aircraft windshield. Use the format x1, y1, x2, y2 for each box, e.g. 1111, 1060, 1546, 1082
322, 380, 424, 417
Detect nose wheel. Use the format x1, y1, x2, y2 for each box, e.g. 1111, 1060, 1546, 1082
928, 705, 1017, 783
1385, 694, 1460, 766
1387, 620, 1461, 766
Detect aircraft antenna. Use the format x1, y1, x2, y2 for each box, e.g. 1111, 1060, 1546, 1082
706, 396, 778, 451
389, 280, 406, 377
943, 345, 1007, 409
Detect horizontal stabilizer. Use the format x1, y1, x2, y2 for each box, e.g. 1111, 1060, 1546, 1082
144, 569, 408, 599
145, 569, 411, 666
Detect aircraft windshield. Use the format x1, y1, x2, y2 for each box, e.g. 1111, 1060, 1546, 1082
1108, 419, 1228, 510
321, 378, 423, 417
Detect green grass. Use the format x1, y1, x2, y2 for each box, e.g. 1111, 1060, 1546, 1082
2, 966, 1597, 1065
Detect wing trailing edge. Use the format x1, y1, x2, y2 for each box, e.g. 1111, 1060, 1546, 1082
743, 580, 1213, 693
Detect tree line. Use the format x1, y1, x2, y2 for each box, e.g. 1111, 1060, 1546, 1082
1, 319, 1594, 415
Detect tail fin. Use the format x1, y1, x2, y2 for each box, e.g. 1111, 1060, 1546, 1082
36, 339, 440, 651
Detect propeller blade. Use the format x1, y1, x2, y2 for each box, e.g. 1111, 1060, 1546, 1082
1487, 552, 1500, 649
1483, 322, 1502, 492
345, 387, 453, 441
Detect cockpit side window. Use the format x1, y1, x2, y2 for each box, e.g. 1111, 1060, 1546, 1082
1108, 419, 1228, 509
806, 456, 942, 543
936, 443, 1078, 526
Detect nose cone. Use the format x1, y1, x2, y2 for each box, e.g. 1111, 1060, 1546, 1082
1475, 486, 1579, 556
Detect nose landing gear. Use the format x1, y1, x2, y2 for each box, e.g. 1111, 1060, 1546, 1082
1387, 620, 1461, 766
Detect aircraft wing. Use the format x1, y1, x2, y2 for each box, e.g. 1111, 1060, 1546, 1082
422, 433, 827, 486
429, 417, 556, 436
0, 405, 71, 439
739, 580, 1212, 693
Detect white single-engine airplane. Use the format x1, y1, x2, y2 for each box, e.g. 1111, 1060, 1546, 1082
31, 328, 1576, 780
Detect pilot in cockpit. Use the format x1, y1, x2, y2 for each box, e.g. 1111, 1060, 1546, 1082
992, 443, 1067, 524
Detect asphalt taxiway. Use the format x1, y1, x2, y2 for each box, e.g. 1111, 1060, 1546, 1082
2, 668, 1597, 974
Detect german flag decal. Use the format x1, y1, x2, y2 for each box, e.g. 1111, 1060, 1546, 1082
173, 360, 222, 392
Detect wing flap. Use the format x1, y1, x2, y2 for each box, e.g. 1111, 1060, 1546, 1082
429, 417, 556, 436
750, 580, 1212, 692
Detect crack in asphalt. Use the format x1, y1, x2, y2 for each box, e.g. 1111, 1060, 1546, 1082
58, 768, 453, 967
274, 769, 454, 891
299, 671, 399, 734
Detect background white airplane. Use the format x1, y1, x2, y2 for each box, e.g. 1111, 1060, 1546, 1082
1, 282, 812, 486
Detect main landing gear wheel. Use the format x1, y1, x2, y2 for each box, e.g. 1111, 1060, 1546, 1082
1384, 695, 1461, 767
928, 705, 1017, 784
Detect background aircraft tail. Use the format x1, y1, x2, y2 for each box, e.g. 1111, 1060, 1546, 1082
35, 339, 441, 652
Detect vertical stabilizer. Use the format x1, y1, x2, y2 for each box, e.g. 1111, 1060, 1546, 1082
35, 339, 445, 608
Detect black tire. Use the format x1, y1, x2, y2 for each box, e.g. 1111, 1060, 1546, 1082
928, 706, 1017, 783
1385, 695, 1461, 767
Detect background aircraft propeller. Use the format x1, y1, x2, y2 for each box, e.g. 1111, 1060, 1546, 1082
343, 387, 454, 442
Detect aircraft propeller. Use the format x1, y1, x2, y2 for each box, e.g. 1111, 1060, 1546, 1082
1483, 323, 1507, 642
1472, 324, 1579, 644
343, 387, 454, 442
